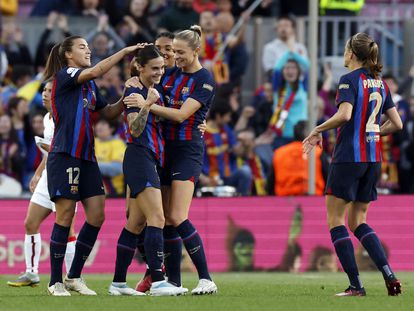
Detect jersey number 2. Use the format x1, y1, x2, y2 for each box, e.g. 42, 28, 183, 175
66, 167, 80, 184
366, 92, 382, 133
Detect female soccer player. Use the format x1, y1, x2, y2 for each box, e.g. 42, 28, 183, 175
109, 46, 186, 296
125, 25, 217, 295
42, 36, 141, 296
303, 33, 403, 296
7, 81, 77, 288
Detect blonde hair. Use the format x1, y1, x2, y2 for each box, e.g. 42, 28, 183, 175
175, 25, 202, 50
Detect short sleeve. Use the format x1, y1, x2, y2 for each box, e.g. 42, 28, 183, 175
56, 67, 83, 91
335, 75, 356, 107
382, 86, 396, 112
94, 83, 108, 111
189, 71, 215, 107
125, 86, 144, 114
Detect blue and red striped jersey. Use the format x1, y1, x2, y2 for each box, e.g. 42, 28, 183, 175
50, 67, 107, 162
161, 67, 215, 142
123, 85, 165, 166
202, 124, 238, 179
333, 68, 395, 163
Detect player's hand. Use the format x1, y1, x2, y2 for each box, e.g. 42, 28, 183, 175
241, 106, 255, 118
302, 129, 323, 154
198, 120, 207, 135
146, 87, 160, 104
124, 43, 152, 54
29, 174, 41, 193
125, 76, 142, 89
124, 93, 146, 108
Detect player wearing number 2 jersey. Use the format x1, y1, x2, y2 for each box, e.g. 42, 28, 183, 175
303, 33, 403, 297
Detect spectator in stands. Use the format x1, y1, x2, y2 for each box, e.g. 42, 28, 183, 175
270, 121, 328, 196
200, 101, 253, 196
215, 11, 249, 89
94, 117, 126, 197
22, 111, 44, 190
95, 65, 124, 104
1, 0, 18, 16
7, 97, 30, 157
157, 0, 199, 33
0, 113, 23, 186
230, 0, 275, 17
121, 0, 157, 45
193, 0, 217, 14
236, 129, 267, 195
216, 0, 232, 14
401, 97, 414, 193
86, 14, 125, 65
1, 65, 33, 108
74, 0, 103, 17
1, 22, 32, 67
269, 49, 309, 148
34, 12, 71, 73
262, 15, 308, 81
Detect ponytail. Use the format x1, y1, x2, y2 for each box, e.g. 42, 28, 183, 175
43, 35, 83, 81
366, 41, 382, 79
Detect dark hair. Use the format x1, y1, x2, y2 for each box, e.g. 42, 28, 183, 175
281, 59, 301, 92
232, 229, 255, 247
347, 32, 382, 79
293, 120, 307, 141
11, 65, 33, 85
133, 45, 163, 67
277, 14, 296, 29
156, 31, 175, 41
43, 36, 83, 81
382, 73, 397, 83
208, 100, 232, 120
7, 96, 26, 113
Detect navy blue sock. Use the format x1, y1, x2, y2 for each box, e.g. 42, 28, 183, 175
50, 223, 70, 286
176, 220, 211, 281
68, 222, 100, 279
113, 228, 138, 282
164, 225, 182, 286
354, 223, 395, 280
144, 226, 164, 282
331, 225, 363, 289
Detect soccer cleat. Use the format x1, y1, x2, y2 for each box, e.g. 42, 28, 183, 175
149, 281, 188, 296
109, 283, 146, 296
385, 279, 402, 296
135, 273, 152, 293
64, 276, 97, 295
47, 282, 71, 296
335, 286, 366, 297
7, 272, 40, 287
191, 279, 218, 295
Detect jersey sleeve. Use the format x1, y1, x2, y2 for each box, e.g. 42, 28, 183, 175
124, 87, 144, 114
94, 84, 108, 111
56, 67, 83, 90
189, 71, 215, 107
382, 82, 396, 112
335, 75, 357, 107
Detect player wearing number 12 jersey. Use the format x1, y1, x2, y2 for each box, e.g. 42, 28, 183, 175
303, 33, 403, 297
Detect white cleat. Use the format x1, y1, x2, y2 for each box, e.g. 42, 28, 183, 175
64, 276, 97, 295
48, 282, 71, 296
191, 279, 218, 295
109, 284, 146, 296
150, 281, 188, 296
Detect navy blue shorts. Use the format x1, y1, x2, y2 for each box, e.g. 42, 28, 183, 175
160, 141, 204, 186
47, 152, 105, 202
325, 162, 381, 203
123, 144, 161, 198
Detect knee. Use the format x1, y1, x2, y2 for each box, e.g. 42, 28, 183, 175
147, 213, 165, 228
165, 213, 185, 227
348, 219, 363, 233
239, 165, 253, 181
56, 211, 75, 227
24, 217, 39, 234
327, 215, 345, 230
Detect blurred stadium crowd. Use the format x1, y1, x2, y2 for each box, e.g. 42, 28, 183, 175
0, 0, 413, 198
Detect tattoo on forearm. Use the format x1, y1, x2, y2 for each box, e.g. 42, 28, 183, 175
128, 106, 151, 137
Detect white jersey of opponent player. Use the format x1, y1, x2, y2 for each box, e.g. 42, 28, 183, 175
31, 113, 55, 211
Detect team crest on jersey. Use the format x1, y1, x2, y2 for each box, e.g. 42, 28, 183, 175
181, 87, 189, 94
70, 185, 79, 194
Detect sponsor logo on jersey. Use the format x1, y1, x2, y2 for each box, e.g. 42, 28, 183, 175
67, 67, 80, 78
339, 83, 349, 90
202, 83, 213, 91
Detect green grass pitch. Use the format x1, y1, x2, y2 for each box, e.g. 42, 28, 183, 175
0, 272, 413, 311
